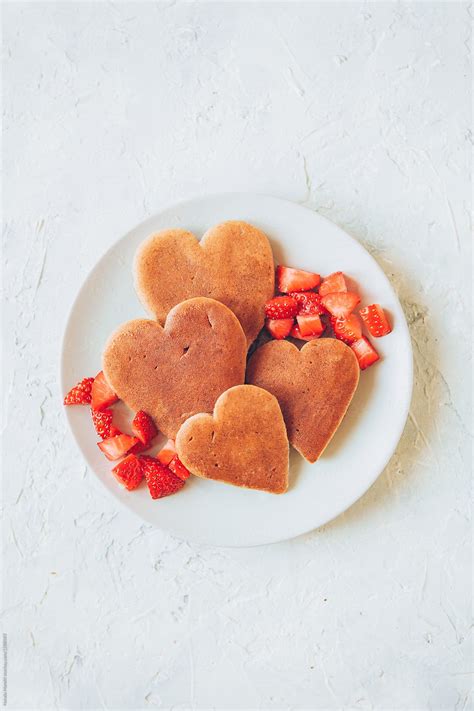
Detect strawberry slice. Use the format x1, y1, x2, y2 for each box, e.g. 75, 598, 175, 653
168, 455, 191, 481
64, 377, 95, 405
290, 323, 322, 341
331, 314, 362, 344
319, 271, 347, 297
265, 318, 294, 340
91, 408, 114, 439
276, 266, 320, 293
111, 454, 144, 490
289, 291, 327, 315
132, 410, 158, 445
359, 304, 392, 337
264, 296, 298, 319
97, 433, 139, 461
350, 337, 380, 369
296, 314, 324, 337
321, 292, 360, 319
141, 456, 185, 499
91, 371, 118, 411
156, 439, 177, 465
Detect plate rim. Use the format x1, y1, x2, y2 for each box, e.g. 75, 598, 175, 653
60, 192, 413, 547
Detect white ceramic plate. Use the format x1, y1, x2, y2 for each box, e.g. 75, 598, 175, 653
61, 194, 412, 547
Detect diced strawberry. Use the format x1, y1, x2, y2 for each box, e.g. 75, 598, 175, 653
265, 318, 294, 340
350, 337, 380, 370
128, 440, 149, 455
276, 266, 320, 293
290, 323, 322, 341
359, 304, 392, 337
91, 371, 118, 411
168, 455, 191, 481
111, 454, 144, 491
289, 291, 327, 315
321, 292, 360, 319
264, 296, 298, 319
91, 408, 114, 439
141, 456, 185, 499
132, 410, 158, 445
156, 439, 177, 466
331, 314, 362, 344
296, 314, 324, 337
64, 377, 95, 406
108, 426, 122, 437
97, 433, 139, 461
319, 271, 347, 297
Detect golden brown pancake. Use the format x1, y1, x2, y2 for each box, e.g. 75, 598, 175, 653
246, 339, 359, 462
103, 298, 247, 439
133, 220, 274, 345
175, 385, 289, 494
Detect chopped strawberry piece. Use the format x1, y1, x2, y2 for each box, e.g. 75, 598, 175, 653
359, 304, 392, 337
290, 323, 322, 341
321, 292, 360, 319
265, 318, 294, 340
111, 454, 144, 490
296, 314, 324, 337
132, 410, 158, 445
91, 408, 114, 439
289, 291, 327, 315
64, 377, 95, 406
108, 426, 122, 437
276, 265, 320, 293
141, 456, 185, 499
331, 314, 362, 344
97, 433, 139, 461
168, 455, 191, 481
156, 439, 177, 465
350, 337, 380, 369
264, 296, 298, 319
128, 440, 149, 455
91, 371, 118, 411
319, 271, 347, 297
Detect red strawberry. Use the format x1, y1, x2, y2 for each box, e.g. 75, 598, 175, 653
296, 314, 324, 337
141, 456, 185, 499
319, 271, 347, 297
264, 296, 298, 319
276, 266, 320, 293
91, 408, 114, 439
156, 439, 177, 465
265, 318, 294, 340
132, 410, 158, 445
290, 323, 322, 341
289, 291, 327, 315
321, 292, 360, 319
91, 371, 118, 411
111, 454, 144, 490
359, 304, 392, 337
331, 314, 362, 344
128, 440, 149, 455
168, 455, 191, 481
64, 377, 95, 406
108, 426, 122, 437
97, 433, 139, 461
350, 337, 380, 369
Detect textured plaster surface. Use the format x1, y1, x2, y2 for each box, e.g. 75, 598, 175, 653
2, 2, 472, 709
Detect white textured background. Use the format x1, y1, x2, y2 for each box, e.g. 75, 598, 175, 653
2, 2, 472, 709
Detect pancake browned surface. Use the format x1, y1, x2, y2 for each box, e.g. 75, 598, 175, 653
246, 339, 359, 463
103, 298, 247, 439
134, 220, 274, 345
176, 385, 289, 494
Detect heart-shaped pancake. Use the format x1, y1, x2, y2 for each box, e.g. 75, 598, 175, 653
176, 385, 289, 494
103, 298, 247, 439
246, 339, 359, 462
134, 220, 274, 345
